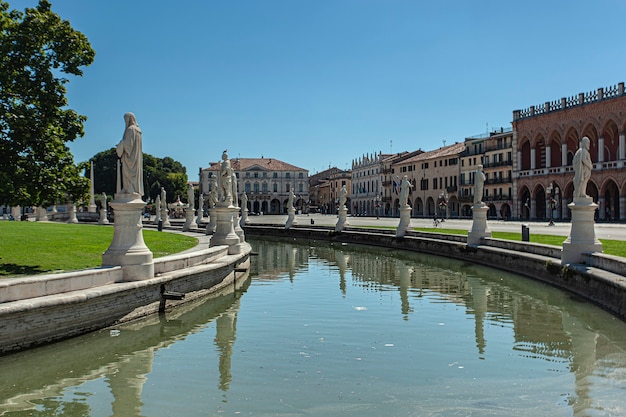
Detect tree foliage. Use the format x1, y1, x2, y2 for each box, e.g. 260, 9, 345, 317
0, 0, 95, 207
88, 149, 188, 203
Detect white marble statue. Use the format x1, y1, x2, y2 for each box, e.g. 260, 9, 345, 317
474, 164, 485, 205
399, 175, 412, 208
339, 185, 347, 208
219, 150, 233, 204
160, 187, 167, 209
573, 136, 592, 199
187, 183, 194, 210
101, 192, 107, 212
288, 189, 295, 209
116, 112, 143, 196
208, 177, 218, 208
231, 165, 238, 207
198, 193, 204, 216
241, 192, 248, 212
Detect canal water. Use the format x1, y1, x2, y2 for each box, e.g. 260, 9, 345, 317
1, 237, 626, 416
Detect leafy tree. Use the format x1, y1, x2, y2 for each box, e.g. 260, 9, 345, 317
88, 148, 188, 203
0, 1, 95, 207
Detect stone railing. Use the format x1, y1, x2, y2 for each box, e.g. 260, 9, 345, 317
514, 82, 625, 121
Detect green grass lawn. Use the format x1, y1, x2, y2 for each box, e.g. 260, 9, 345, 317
413, 227, 626, 258
0, 222, 197, 276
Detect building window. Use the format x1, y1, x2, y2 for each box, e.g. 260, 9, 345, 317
245, 182, 251, 193
254, 183, 260, 193
273, 183, 278, 192
262, 182, 268, 192
286, 173, 291, 179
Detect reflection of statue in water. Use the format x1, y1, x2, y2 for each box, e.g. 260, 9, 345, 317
573, 137, 592, 199
339, 185, 347, 208
399, 175, 412, 208
474, 164, 485, 205
219, 150, 233, 204
116, 112, 143, 196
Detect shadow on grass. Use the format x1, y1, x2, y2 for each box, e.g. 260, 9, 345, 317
0, 263, 47, 276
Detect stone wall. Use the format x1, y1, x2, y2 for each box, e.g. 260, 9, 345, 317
0, 244, 251, 355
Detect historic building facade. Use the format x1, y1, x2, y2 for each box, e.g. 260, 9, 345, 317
199, 157, 309, 215
460, 129, 515, 219
391, 143, 463, 218
513, 82, 626, 221
351, 152, 390, 217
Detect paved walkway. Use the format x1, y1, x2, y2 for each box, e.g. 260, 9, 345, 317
243, 213, 626, 241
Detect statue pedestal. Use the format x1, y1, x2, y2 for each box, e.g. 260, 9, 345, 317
98, 209, 109, 225
468, 204, 491, 245
396, 206, 412, 237
562, 197, 603, 264
233, 209, 245, 243
206, 207, 217, 235
102, 194, 154, 281
285, 208, 297, 229
182, 208, 197, 231
160, 208, 170, 227
335, 207, 349, 232
68, 205, 78, 224
36, 207, 48, 222
209, 206, 242, 254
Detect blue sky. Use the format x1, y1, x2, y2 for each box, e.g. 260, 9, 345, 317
14, 0, 626, 177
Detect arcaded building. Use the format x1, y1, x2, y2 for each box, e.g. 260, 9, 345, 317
199, 157, 309, 215
513, 82, 626, 221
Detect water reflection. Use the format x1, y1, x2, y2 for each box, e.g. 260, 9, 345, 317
0, 276, 249, 416
250, 237, 626, 416
1, 238, 626, 416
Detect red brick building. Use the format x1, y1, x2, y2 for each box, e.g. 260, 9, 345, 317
513, 82, 626, 221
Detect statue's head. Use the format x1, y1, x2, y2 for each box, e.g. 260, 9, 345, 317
124, 112, 137, 127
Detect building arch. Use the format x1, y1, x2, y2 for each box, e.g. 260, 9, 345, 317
426, 197, 435, 217
533, 135, 547, 169
270, 198, 280, 214
532, 183, 546, 220
564, 127, 580, 165
520, 137, 531, 170
500, 203, 511, 220
600, 119, 619, 162
519, 185, 531, 220
548, 131, 562, 167
600, 178, 620, 220
413, 197, 424, 216
448, 195, 459, 218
